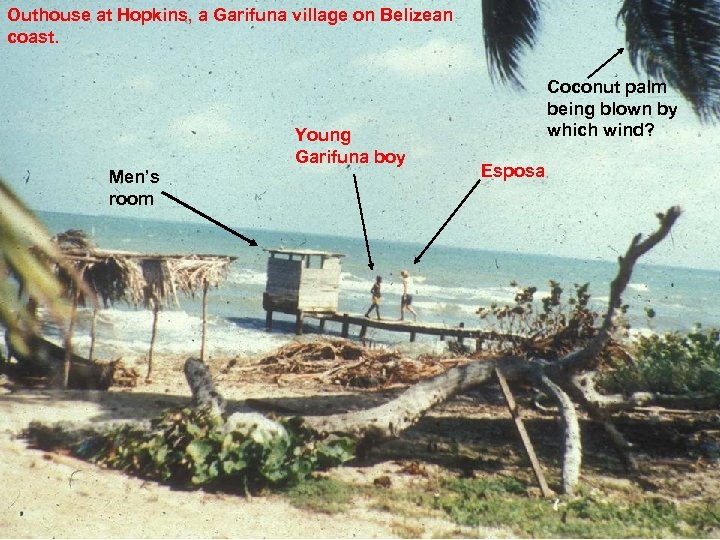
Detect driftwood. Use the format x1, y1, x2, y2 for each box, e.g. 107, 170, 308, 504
182, 207, 682, 495
3, 333, 116, 390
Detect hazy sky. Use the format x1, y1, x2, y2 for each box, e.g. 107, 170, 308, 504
1, 1, 719, 270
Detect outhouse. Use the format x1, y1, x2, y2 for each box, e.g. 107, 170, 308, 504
262, 248, 345, 333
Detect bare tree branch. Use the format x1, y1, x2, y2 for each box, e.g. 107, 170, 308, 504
553, 206, 681, 375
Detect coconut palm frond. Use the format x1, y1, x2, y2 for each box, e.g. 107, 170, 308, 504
0, 179, 68, 355
482, 0, 542, 88
619, 0, 720, 122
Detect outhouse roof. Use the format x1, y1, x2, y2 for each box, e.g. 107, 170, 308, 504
264, 248, 345, 258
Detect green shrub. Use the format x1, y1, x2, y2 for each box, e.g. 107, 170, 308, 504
601, 328, 720, 395
476, 281, 610, 358
72, 407, 355, 493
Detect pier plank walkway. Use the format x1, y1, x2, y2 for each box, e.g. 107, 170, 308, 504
303, 312, 514, 344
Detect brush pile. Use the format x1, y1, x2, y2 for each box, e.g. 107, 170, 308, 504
254, 339, 469, 388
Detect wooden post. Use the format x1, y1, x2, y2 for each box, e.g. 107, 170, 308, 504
266, 309, 273, 331
88, 302, 98, 362
359, 323, 368, 339
200, 279, 209, 362
62, 290, 80, 389
458, 322, 465, 347
440, 334, 445, 341
341, 314, 349, 338
318, 318, 326, 335
146, 296, 159, 382
409, 331, 416, 342
494, 367, 553, 498
295, 311, 305, 335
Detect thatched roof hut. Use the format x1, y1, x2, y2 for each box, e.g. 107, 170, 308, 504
52, 230, 236, 307
49, 230, 237, 380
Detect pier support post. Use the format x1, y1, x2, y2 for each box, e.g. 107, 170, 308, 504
458, 322, 465, 347
341, 314, 349, 338
295, 311, 305, 335
359, 323, 368, 339
265, 310, 273, 332
319, 319, 326, 335
409, 331, 416, 342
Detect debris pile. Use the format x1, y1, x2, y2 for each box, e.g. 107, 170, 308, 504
254, 339, 467, 388
111, 360, 139, 387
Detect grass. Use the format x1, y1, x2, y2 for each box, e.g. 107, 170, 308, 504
284, 476, 356, 514
432, 477, 720, 538
284, 473, 720, 538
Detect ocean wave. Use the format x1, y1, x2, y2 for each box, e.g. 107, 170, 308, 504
37, 307, 290, 359
338, 273, 518, 304
411, 301, 479, 317
628, 283, 649, 292
227, 268, 267, 286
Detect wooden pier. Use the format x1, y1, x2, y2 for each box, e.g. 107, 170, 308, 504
261, 246, 514, 346
304, 312, 511, 345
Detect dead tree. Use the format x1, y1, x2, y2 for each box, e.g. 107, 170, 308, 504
101, 208, 688, 495
251, 207, 679, 493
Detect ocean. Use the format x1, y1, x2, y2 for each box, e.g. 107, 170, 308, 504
35, 210, 720, 360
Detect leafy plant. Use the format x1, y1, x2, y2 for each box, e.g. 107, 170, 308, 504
73, 407, 355, 493
600, 328, 720, 395
476, 280, 617, 358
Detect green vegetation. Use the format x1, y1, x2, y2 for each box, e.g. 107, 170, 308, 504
285, 476, 356, 514
0, 179, 71, 357
433, 477, 720, 537
283, 473, 720, 538
601, 328, 720, 395
477, 280, 608, 357
67, 407, 355, 493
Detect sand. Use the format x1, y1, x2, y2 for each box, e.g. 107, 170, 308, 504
0, 356, 399, 539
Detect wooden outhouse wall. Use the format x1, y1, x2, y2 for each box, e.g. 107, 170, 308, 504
266, 258, 302, 309
297, 257, 341, 312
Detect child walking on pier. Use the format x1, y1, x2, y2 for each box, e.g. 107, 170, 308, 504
365, 275, 383, 319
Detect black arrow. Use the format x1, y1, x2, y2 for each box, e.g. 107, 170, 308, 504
161, 190, 258, 246
414, 178, 482, 264
352, 174, 374, 270
587, 48, 624, 79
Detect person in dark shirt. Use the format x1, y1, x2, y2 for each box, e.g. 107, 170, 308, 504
365, 275, 382, 319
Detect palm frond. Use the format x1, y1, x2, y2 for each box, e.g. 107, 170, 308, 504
482, 0, 542, 88
619, 0, 720, 122
0, 179, 68, 354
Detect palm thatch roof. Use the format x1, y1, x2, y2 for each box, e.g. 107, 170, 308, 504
50, 230, 237, 308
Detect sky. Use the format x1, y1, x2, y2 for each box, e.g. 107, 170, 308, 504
1, 1, 719, 270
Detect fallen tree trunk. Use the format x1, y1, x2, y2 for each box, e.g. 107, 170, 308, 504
303, 356, 528, 439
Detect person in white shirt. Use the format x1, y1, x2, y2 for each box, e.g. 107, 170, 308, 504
400, 269, 417, 321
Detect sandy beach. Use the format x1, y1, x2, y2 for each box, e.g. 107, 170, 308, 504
0, 351, 480, 539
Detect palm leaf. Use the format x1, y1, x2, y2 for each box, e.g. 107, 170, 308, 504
619, 0, 720, 122
0, 178, 79, 355
482, 0, 543, 88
